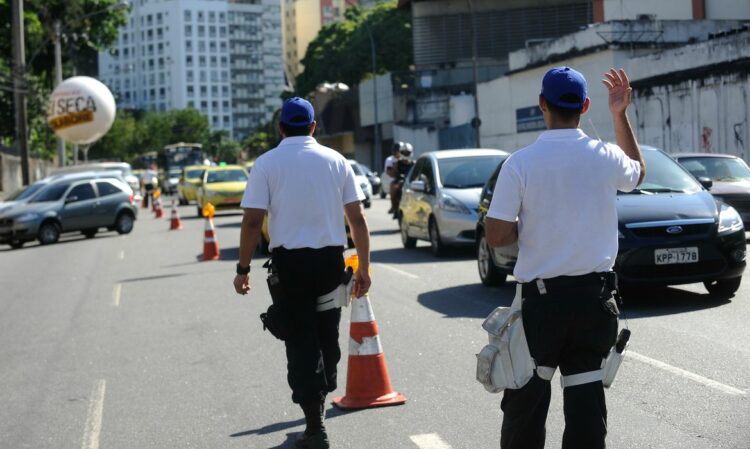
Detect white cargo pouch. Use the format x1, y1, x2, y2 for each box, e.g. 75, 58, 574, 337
315, 269, 355, 312
476, 284, 555, 393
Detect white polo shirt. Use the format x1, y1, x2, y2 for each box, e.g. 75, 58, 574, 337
487, 128, 641, 282
241, 136, 365, 250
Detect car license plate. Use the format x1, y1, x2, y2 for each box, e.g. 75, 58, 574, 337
654, 247, 699, 265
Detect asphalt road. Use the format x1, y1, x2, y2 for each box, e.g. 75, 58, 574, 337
1, 197, 749, 449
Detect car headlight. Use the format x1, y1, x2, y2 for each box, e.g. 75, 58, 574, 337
718, 204, 744, 234
439, 193, 470, 214
15, 213, 37, 223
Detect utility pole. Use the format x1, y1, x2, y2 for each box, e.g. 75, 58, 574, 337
54, 20, 66, 167
365, 22, 382, 171
11, 0, 30, 185
468, 0, 481, 147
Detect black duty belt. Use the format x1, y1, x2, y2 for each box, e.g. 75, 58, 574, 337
521, 271, 617, 298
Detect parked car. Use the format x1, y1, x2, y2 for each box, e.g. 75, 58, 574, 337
0, 175, 138, 249
177, 165, 207, 205
357, 162, 382, 196
161, 168, 182, 195
674, 153, 750, 229
51, 162, 140, 198
195, 165, 248, 216
399, 149, 509, 256
347, 159, 372, 208
476, 145, 746, 296
1, 171, 131, 209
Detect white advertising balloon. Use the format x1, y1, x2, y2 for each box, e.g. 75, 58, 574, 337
47, 76, 116, 145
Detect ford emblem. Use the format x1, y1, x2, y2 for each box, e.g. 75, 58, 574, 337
666, 226, 683, 234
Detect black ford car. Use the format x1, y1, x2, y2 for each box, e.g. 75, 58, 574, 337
476, 145, 746, 296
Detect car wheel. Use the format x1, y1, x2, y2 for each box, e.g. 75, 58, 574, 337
115, 212, 134, 235
704, 277, 742, 297
429, 218, 446, 257
9, 240, 24, 249
477, 233, 507, 286
400, 213, 417, 249
38, 221, 61, 245
179, 195, 188, 206
82, 229, 97, 239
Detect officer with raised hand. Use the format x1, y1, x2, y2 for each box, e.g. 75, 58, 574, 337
232, 97, 371, 449
485, 67, 645, 449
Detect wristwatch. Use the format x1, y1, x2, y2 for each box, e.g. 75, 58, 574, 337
236, 263, 251, 275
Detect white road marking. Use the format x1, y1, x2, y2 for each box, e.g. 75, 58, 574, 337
410, 433, 453, 449
118, 250, 124, 260
112, 284, 121, 308
628, 351, 747, 396
81, 379, 106, 449
376, 263, 419, 279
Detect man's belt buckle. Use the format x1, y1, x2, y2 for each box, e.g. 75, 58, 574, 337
535, 279, 547, 295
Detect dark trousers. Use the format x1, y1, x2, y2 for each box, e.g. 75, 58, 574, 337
500, 283, 618, 449
271, 246, 345, 405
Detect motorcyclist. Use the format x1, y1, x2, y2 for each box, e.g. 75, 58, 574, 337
385, 142, 404, 213
391, 142, 415, 219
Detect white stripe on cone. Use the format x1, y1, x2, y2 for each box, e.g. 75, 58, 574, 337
350, 295, 375, 323
349, 335, 383, 356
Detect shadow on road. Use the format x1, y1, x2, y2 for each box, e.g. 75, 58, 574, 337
0, 233, 117, 252
417, 282, 515, 318
371, 246, 475, 264
119, 273, 186, 283
230, 418, 304, 438
620, 285, 731, 318
370, 229, 399, 236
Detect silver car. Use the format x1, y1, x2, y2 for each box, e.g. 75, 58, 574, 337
0, 175, 138, 249
399, 148, 509, 256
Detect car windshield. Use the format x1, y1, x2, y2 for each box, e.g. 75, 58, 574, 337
186, 169, 204, 179
358, 163, 373, 174
168, 169, 182, 177
206, 169, 247, 183
621, 150, 701, 194
438, 155, 506, 188
6, 182, 46, 201
30, 182, 70, 202
349, 163, 365, 176
678, 156, 750, 182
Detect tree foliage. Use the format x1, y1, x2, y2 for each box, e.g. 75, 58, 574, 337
295, 1, 412, 96
0, 0, 128, 157
242, 120, 281, 160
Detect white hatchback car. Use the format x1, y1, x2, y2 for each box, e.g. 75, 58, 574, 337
347, 159, 372, 208
399, 149, 508, 256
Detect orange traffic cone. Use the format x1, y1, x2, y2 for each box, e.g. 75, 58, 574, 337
169, 199, 183, 230
201, 217, 220, 261
332, 295, 406, 410
154, 196, 165, 219
141, 193, 148, 209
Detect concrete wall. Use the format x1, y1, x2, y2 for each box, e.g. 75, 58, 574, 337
0, 154, 54, 197
603, 0, 693, 20
359, 74, 394, 127
393, 125, 440, 159
706, 0, 750, 19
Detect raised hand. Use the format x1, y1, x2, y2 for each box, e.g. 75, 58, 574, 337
602, 68, 632, 115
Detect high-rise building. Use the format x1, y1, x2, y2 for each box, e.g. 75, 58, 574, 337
283, 0, 377, 85
98, 0, 284, 140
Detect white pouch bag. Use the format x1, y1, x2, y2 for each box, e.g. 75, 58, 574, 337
476, 284, 536, 393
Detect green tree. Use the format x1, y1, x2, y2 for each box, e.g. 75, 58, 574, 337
206, 130, 242, 164
243, 120, 280, 160
295, 2, 412, 96
0, 0, 127, 156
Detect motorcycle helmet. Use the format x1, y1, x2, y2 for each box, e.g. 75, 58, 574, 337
400, 142, 414, 158
392, 141, 405, 154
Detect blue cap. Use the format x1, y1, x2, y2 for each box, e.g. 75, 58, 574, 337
280, 97, 315, 127
541, 67, 587, 109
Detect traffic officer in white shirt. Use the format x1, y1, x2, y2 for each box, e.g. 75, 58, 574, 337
485, 67, 645, 449
233, 97, 371, 449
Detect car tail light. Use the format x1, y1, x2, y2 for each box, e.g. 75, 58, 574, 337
129, 194, 135, 204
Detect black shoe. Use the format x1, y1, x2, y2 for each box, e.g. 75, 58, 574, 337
295, 430, 330, 449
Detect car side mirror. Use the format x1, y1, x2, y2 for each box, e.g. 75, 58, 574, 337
65, 195, 79, 204
698, 177, 713, 190
410, 180, 425, 192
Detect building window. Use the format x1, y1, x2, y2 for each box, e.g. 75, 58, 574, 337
200, 85, 207, 96
209, 26, 216, 38
221, 71, 228, 82
220, 56, 227, 67
184, 10, 191, 21
209, 41, 216, 52
187, 71, 194, 82
211, 85, 218, 95
187, 100, 194, 108
209, 11, 215, 22
219, 12, 225, 23
199, 56, 206, 67
159, 88, 165, 99
210, 56, 217, 67
147, 29, 153, 40
187, 85, 194, 96
198, 40, 206, 52
200, 71, 207, 82
198, 25, 205, 38
219, 26, 226, 38
223, 116, 230, 125
185, 25, 192, 35
156, 28, 163, 40
157, 13, 163, 25
186, 55, 193, 67
220, 42, 227, 52
197, 11, 204, 22
185, 40, 192, 51
222, 86, 229, 96
212, 116, 219, 126
200, 101, 208, 111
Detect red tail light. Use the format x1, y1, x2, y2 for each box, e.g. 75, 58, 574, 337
129, 194, 135, 204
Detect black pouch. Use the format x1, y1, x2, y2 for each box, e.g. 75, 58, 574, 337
599, 272, 621, 316
259, 262, 292, 341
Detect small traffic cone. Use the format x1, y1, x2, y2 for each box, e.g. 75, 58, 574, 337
141, 193, 149, 209
201, 216, 220, 261
333, 294, 406, 410
169, 199, 183, 230
154, 196, 165, 218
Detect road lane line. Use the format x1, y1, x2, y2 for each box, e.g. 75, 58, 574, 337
118, 250, 124, 260
81, 379, 106, 449
112, 284, 121, 308
376, 263, 419, 279
410, 433, 453, 449
628, 351, 747, 396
